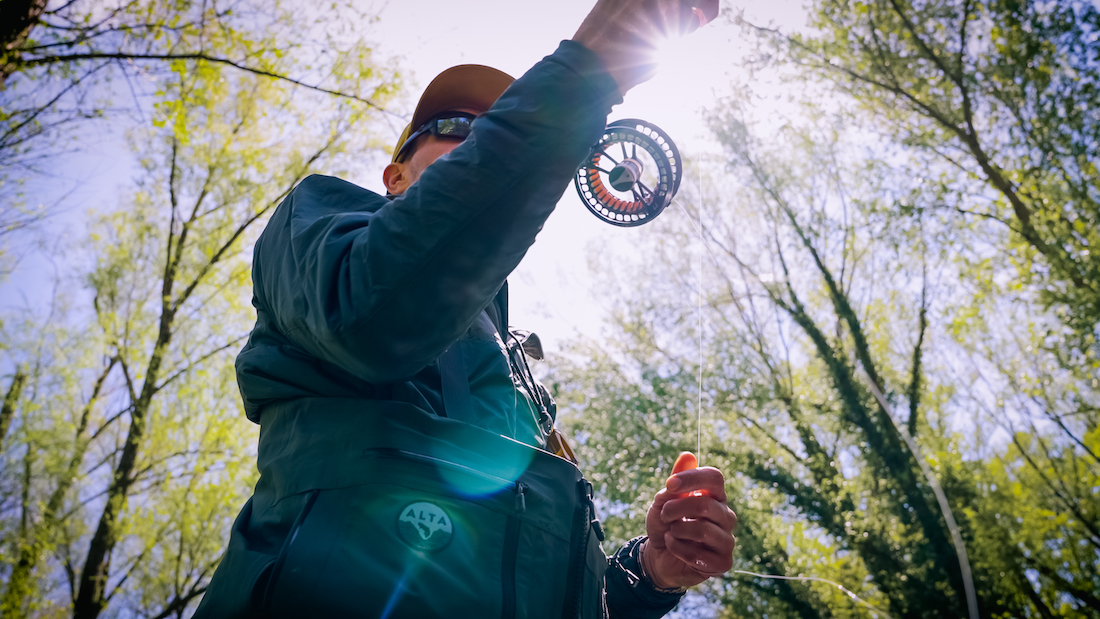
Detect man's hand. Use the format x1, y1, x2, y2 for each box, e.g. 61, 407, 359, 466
572, 0, 721, 94
642, 452, 737, 589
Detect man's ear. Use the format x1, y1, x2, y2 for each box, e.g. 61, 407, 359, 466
383, 162, 412, 196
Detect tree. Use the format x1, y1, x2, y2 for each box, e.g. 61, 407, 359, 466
0, 0, 397, 265
0, 27, 398, 617
552, 88, 1099, 617
743, 0, 1100, 349
0, 366, 27, 443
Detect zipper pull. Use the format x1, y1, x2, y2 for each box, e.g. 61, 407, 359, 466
583, 480, 605, 542
514, 481, 527, 513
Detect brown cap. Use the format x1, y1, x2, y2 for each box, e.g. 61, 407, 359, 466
392, 64, 515, 163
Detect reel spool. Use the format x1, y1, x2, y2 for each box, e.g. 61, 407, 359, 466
574, 119, 683, 227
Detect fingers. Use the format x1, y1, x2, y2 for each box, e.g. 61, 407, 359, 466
671, 451, 698, 475
696, 0, 720, 25
665, 466, 728, 502
668, 519, 737, 559
660, 494, 737, 531
574, 0, 719, 93
673, 2, 704, 37
677, 0, 720, 36
664, 529, 735, 575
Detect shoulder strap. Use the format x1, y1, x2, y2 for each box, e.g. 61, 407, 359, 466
440, 283, 507, 424
438, 344, 474, 423
484, 282, 508, 341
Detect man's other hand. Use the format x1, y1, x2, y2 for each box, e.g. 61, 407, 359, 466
572, 0, 721, 94
642, 452, 737, 589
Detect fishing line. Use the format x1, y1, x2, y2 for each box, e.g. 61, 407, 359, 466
576, 121, 897, 614
731, 570, 894, 618
696, 172, 704, 464
671, 196, 894, 616
672, 195, 709, 464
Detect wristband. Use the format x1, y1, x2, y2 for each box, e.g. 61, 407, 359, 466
611, 536, 688, 596
636, 538, 689, 594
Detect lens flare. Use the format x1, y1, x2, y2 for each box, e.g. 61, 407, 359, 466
653, 30, 697, 74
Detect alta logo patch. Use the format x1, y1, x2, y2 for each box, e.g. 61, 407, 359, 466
397, 502, 454, 552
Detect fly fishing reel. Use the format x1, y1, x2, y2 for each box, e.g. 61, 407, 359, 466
574, 119, 683, 227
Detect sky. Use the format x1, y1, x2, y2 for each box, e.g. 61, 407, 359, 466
2, 0, 808, 355
363, 0, 807, 352
0, 8, 806, 614
3, 6, 1087, 617
0, 5, 1026, 615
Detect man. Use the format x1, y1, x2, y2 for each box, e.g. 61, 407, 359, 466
195, 1, 734, 617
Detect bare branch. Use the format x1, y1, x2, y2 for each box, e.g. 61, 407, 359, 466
154, 334, 247, 393
21, 52, 394, 113
147, 585, 208, 619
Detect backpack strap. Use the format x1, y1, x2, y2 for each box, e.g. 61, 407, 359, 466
441, 283, 507, 424
438, 344, 474, 423
484, 282, 508, 341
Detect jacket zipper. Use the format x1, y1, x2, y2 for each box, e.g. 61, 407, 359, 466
566, 491, 589, 619
564, 478, 606, 619
503, 481, 527, 619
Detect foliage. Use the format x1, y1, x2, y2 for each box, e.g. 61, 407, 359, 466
0, 15, 399, 617
553, 85, 1099, 617
743, 0, 1100, 353
0, 0, 399, 267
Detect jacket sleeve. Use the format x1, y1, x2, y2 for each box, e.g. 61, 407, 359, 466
262, 40, 621, 384
605, 537, 685, 618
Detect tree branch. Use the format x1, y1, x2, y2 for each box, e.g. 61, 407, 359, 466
154, 334, 247, 394
171, 135, 336, 313
147, 585, 208, 619
21, 52, 393, 112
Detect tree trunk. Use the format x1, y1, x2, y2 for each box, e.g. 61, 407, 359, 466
1, 361, 113, 618
73, 325, 172, 619
0, 366, 26, 444
0, 0, 48, 85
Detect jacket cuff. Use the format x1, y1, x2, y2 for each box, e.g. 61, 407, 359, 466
545, 40, 624, 111
605, 536, 685, 618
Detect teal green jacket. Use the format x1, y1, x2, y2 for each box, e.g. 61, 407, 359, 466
197, 41, 684, 619
235, 41, 619, 437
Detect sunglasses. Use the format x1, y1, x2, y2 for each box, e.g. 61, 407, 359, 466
396, 113, 476, 162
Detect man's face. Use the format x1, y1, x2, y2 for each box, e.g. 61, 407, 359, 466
406, 134, 464, 178
383, 108, 480, 196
